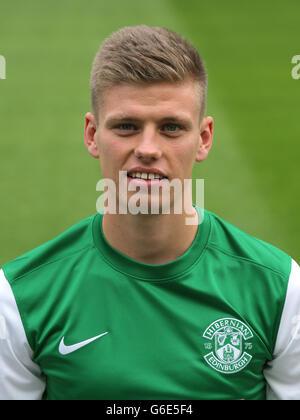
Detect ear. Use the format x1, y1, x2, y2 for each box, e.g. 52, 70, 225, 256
84, 112, 100, 158
195, 116, 213, 163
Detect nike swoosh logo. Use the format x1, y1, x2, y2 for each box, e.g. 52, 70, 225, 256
59, 331, 109, 355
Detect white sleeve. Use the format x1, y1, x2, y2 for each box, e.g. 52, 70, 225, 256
0, 269, 46, 400
264, 259, 300, 400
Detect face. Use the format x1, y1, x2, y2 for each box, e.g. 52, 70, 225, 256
84, 79, 213, 214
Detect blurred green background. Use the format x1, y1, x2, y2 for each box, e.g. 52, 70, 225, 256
0, 0, 299, 265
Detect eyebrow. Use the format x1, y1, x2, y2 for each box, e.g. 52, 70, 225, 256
104, 114, 193, 129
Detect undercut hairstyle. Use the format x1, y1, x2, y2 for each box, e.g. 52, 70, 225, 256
90, 25, 208, 125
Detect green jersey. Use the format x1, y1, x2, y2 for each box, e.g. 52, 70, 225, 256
1, 206, 300, 400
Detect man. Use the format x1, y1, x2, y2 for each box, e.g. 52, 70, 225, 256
0, 25, 300, 400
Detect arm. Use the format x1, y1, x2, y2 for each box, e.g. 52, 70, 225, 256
0, 269, 46, 400
264, 259, 300, 400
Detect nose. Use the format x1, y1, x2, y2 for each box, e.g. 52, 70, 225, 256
134, 126, 162, 161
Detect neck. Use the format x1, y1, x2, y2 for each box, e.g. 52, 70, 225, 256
102, 206, 198, 265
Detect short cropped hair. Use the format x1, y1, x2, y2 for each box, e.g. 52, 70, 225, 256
90, 25, 207, 124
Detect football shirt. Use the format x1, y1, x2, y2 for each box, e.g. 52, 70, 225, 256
1, 205, 300, 399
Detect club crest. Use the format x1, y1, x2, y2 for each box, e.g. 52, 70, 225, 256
202, 318, 254, 374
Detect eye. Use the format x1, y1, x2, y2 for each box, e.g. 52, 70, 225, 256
117, 123, 137, 131
112, 123, 138, 136
161, 123, 182, 134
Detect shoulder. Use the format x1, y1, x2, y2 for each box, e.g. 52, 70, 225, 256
205, 210, 292, 279
2, 214, 97, 284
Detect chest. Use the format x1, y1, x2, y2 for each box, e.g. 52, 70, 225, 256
34, 274, 269, 400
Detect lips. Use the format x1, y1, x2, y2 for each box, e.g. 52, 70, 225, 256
126, 167, 168, 180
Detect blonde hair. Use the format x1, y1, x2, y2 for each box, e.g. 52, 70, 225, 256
90, 25, 207, 123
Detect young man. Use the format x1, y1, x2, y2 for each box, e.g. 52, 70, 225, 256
0, 25, 299, 400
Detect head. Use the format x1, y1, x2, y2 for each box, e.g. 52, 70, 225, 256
85, 25, 213, 214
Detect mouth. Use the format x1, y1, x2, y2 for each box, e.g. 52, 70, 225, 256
126, 169, 168, 185
127, 175, 168, 187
